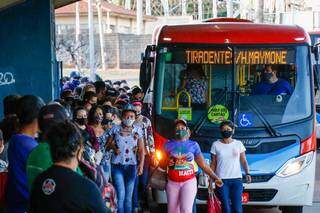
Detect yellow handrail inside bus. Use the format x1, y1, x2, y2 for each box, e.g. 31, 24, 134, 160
162, 89, 191, 110
176, 90, 191, 108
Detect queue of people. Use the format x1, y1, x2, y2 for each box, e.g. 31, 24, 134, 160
0, 71, 251, 213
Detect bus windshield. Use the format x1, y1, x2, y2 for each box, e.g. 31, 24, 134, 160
155, 45, 312, 129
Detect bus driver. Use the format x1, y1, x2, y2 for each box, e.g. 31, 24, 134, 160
252, 65, 293, 96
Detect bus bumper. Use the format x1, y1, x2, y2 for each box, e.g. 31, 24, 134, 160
153, 151, 316, 206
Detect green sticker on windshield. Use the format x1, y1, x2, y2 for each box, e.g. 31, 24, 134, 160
208, 105, 229, 124
178, 107, 192, 121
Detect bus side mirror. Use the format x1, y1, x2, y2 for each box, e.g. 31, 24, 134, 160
140, 60, 152, 92
140, 45, 155, 92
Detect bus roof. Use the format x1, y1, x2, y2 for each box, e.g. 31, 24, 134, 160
158, 22, 310, 45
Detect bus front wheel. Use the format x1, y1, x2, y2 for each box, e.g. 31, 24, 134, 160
280, 206, 303, 213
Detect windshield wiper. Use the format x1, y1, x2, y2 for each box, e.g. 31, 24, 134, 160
236, 92, 281, 137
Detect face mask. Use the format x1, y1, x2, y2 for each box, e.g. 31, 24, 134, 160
65, 97, 74, 104
76, 118, 87, 126
123, 118, 135, 127
175, 129, 188, 139
221, 130, 233, 139
102, 119, 113, 126
95, 115, 103, 123
264, 72, 273, 81
136, 111, 141, 116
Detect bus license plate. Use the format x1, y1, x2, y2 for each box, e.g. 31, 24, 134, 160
242, 192, 249, 203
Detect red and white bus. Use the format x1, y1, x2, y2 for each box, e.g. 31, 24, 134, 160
140, 19, 318, 213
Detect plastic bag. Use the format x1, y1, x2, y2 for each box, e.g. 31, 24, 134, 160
0, 172, 8, 208
207, 189, 222, 213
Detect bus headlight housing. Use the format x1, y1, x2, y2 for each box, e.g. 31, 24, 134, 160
155, 150, 163, 161
276, 152, 314, 178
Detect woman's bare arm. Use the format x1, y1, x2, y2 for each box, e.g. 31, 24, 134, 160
240, 152, 250, 175
210, 154, 217, 172
195, 155, 219, 181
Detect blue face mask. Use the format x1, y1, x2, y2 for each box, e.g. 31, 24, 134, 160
123, 118, 135, 127
175, 129, 188, 139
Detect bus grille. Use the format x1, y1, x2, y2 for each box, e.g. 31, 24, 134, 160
244, 189, 278, 202
245, 140, 296, 154
242, 174, 274, 183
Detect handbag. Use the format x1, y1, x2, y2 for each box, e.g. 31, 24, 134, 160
149, 166, 167, 190
207, 182, 222, 213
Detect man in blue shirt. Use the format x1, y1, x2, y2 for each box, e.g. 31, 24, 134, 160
253, 65, 293, 95
6, 95, 44, 213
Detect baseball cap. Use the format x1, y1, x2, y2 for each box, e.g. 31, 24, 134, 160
38, 103, 70, 132
174, 118, 188, 127
70, 71, 81, 79
122, 104, 136, 114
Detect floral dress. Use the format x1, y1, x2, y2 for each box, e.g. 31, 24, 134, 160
98, 131, 112, 182
184, 77, 208, 104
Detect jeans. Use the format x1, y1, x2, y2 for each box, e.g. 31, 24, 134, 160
133, 155, 150, 208
166, 178, 197, 213
102, 160, 111, 183
216, 178, 243, 213
111, 164, 137, 213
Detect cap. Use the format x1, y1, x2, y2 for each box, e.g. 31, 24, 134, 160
70, 71, 81, 79
38, 103, 70, 132
174, 118, 188, 127
131, 101, 142, 107
131, 86, 143, 96
118, 94, 130, 102
122, 104, 136, 114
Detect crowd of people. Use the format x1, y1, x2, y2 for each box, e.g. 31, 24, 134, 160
0, 71, 156, 213
0, 70, 251, 213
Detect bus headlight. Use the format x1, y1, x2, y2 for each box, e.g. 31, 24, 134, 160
155, 150, 163, 161
276, 152, 314, 178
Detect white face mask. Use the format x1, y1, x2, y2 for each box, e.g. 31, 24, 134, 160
123, 118, 135, 127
